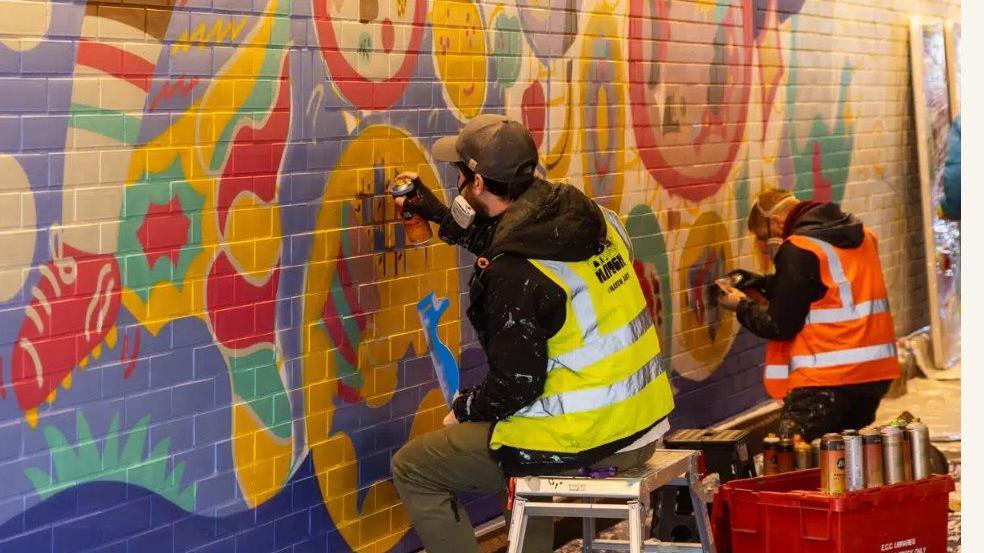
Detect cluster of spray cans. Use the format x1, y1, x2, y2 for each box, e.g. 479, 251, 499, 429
761, 419, 933, 494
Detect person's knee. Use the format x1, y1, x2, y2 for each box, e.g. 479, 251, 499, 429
391, 444, 412, 484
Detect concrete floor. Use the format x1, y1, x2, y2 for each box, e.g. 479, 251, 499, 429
553, 374, 962, 553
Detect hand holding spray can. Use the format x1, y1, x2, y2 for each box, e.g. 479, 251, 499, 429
389, 174, 434, 246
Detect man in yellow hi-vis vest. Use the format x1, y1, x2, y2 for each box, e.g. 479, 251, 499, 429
717, 189, 900, 441
389, 115, 675, 553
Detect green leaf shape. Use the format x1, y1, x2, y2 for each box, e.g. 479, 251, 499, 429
25, 412, 196, 511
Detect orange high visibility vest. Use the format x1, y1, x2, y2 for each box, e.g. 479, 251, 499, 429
763, 228, 900, 399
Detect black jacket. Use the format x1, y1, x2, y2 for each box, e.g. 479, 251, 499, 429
437, 179, 663, 475
737, 203, 865, 340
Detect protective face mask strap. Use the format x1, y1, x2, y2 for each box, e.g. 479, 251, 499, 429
753, 195, 799, 219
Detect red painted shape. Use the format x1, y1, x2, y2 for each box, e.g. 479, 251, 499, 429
216, 63, 291, 235
633, 260, 663, 330
381, 18, 395, 53
206, 60, 291, 352
312, 0, 426, 110
122, 329, 140, 379
337, 381, 361, 403
206, 253, 280, 350
811, 141, 832, 202
149, 76, 200, 111
522, 81, 546, 148
12, 247, 121, 412
320, 246, 369, 368
136, 195, 189, 270
627, 0, 754, 201
76, 40, 153, 92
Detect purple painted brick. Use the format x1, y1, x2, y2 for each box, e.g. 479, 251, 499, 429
22, 42, 75, 75
0, 116, 20, 150
0, 78, 47, 113
273, 510, 309, 549
234, 522, 276, 553
127, 525, 174, 553
0, 527, 52, 552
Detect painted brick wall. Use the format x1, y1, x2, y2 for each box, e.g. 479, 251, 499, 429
0, 0, 959, 551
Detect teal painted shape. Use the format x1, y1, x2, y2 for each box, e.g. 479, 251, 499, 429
735, 166, 750, 229
785, 25, 856, 203
492, 15, 523, 88
229, 348, 293, 439
116, 158, 205, 302
208, 0, 294, 172
25, 412, 196, 511
626, 204, 673, 368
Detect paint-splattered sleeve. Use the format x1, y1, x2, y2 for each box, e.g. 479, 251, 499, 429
452, 257, 566, 422
736, 243, 826, 341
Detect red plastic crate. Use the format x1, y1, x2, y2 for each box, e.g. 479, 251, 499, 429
711, 468, 954, 553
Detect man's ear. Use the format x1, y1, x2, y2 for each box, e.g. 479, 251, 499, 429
473, 173, 486, 195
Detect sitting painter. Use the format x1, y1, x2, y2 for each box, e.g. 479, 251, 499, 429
389, 115, 675, 553
717, 189, 901, 442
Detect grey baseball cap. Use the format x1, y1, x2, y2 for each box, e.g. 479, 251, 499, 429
432, 114, 539, 184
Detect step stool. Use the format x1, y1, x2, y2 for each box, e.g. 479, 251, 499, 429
506, 449, 716, 553
652, 429, 754, 542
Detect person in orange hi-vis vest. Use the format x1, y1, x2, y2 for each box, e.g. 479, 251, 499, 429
717, 189, 901, 442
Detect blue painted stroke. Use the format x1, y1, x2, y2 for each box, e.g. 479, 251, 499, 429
415, 293, 460, 407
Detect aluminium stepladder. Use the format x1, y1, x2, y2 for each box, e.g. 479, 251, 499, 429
506, 449, 717, 553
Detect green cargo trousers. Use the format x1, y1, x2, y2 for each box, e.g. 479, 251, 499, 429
391, 421, 657, 553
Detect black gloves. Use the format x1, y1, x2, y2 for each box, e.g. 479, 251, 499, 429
399, 176, 449, 223
726, 269, 767, 292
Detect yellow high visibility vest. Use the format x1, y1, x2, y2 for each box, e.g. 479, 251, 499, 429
489, 210, 675, 454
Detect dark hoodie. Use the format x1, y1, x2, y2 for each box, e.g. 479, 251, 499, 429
446, 179, 661, 475
737, 202, 865, 340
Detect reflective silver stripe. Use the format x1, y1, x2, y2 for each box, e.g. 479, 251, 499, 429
536, 259, 600, 341
789, 342, 898, 370
798, 236, 855, 307
601, 208, 633, 258
513, 355, 665, 418
552, 307, 653, 371
765, 365, 790, 379
806, 298, 891, 325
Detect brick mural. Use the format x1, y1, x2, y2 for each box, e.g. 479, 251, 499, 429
0, 0, 959, 551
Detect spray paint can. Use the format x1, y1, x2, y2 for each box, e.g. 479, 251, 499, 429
777, 438, 795, 473
389, 175, 434, 246
842, 429, 864, 491
900, 425, 914, 481
811, 438, 821, 467
881, 425, 905, 484
795, 440, 813, 469
820, 433, 846, 494
860, 428, 884, 488
907, 421, 932, 480
891, 419, 914, 481
762, 434, 780, 475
